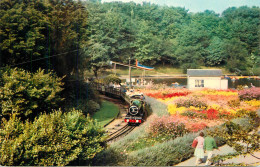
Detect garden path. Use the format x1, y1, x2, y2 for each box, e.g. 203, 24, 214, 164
175, 128, 260, 166
175, 144, 260, 166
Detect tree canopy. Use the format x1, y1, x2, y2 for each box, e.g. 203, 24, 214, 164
83, 2, 260, 75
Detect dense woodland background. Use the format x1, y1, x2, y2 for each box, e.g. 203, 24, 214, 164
0, 0, 259, 165
85, 1, 260, 76
0, 0, 260, 77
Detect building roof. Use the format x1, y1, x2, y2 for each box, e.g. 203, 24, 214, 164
187, 69, 222, 77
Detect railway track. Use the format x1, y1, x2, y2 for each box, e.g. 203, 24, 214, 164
100, 95, 136, 142
106, 124, 136, 142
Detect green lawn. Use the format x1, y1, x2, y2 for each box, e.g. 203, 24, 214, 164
92, 100, 120, 127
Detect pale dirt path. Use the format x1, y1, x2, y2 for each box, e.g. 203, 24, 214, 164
175, 144, 260, 166
176, 127, 260, 166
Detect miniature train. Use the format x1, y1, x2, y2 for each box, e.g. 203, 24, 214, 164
124, 94, 146, 125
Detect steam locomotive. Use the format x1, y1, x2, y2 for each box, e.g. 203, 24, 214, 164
124, 94, 145, 124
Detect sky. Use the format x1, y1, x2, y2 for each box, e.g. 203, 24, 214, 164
101, 0, 260, 14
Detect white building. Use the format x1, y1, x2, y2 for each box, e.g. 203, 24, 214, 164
187, 69, 228, 90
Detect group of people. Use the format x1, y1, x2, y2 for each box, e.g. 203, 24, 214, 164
194, 132, 219, 166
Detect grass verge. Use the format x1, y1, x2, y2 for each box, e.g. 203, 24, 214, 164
92, 100, 119, 127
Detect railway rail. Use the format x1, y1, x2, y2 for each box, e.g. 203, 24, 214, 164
91, 82, 146, 142
106, 124, 136, 142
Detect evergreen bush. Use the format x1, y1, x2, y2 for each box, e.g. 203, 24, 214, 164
0, 109, 106, 166
0, 68, 64, 119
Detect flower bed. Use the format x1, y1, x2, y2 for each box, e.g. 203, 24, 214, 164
142, 87, 260, 129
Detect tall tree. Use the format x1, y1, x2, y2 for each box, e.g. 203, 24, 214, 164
46, 0, 88, 77
223, 38, 248, 74
0, 0, 49, 70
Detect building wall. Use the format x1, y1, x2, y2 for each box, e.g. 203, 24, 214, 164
221, 79, 228, 89
188, 77, 227, 89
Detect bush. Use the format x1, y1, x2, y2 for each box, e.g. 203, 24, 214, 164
227, 99, 240, 107
175, 96, 207, 108
124, 133, 198, 166
64, 81, 101, 115
182, 109, 218, 119
238, 87, 260, 100
103, 74, 121, 84
148, 116, 188, 138
0, 109, 106, 166
0, 68, 64, 119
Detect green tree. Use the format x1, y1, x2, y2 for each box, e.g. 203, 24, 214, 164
46, 0, 88, 77
103, 74, 121, 85
175, 23, 210, 66
0, 0, 49, 70
0, 0, 88, 77
222, 6, 260, 54
83, 42, 109, 78
223, 38, 248, 74
205, 36, 225, 66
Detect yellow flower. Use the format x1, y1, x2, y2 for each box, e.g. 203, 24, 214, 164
199, 90, 238, 96
209, 104, 221, 110
189, 106, 201, 111
168, 104, 187, 115
244, 99, 260, 107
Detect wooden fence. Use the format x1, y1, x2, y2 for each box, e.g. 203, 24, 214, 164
89, 82, 130, 103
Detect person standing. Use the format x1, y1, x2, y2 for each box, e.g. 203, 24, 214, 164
140, 94, 145, 101
204, 135, 219, 166
194, 132, 205, 166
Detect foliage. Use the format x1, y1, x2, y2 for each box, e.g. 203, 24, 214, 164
224, 38, 249, 74
181, 109, 220, 120
0, 109, 106, 166
143, 88, 259, 129
64, 80, 101, 115
84, 1, 260, 74
0, 0, 88, 77
209, 114, 259, 166
227, 99, 240, 107
124, 133, 196, 166
0, 0, 49, 70
238, 87, 260, 100
123, 127, 225, 166
175, 96, 208, 108
148, 116, 187, 138
205, 37, 225, 66
0, 68, 64, 119
103, 74, 121, 85
1, 1, 259, 76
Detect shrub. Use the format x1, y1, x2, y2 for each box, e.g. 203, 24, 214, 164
86, 100, 100, 114
181, 109, 219, 120
181, 110, 207, 119
103, 74, 121, 84
0, 68, 64, 119
185, 122, 208, 132
238, 87, 260, 100
175, 96, 207, 108
227, 99, 240, 107
0, 109, 106, 166
124, 133, 197, 166
148, 116, 188, 138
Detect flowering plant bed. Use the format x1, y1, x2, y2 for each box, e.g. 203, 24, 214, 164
142, 87, 260, 129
